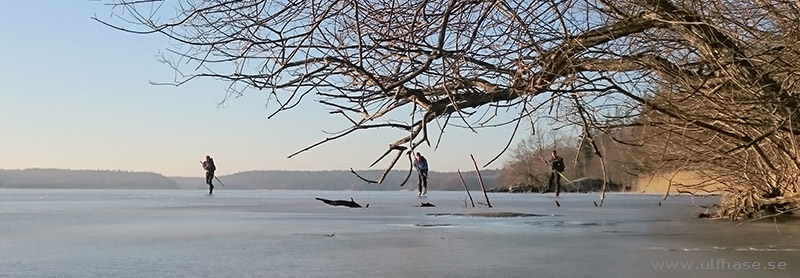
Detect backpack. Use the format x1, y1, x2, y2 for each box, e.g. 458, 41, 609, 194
203, 160, 217, 171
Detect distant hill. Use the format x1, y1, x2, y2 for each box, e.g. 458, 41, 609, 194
0, 169, 180, 189
172, 169, 501, 191
0, 168, 500, 191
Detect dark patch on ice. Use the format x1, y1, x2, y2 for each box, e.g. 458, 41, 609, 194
428, 212, 557, 218
291, 233, 336, 237
526, 220, 621, 228
415, 223, 456, 227
603, 230, 635, 234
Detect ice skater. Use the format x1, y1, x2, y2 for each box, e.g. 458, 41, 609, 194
414, 152, 429, 196
547, 150, 565, 196
201, 155, 217, 194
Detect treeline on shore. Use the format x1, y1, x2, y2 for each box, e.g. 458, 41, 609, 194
0, 169, 180, 189
1, 168, 633, 192
0, 168, 503, 191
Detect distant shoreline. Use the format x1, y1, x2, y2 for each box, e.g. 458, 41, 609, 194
0, 168, 501, 191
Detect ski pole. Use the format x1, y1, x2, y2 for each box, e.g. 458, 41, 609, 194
538, 154, 548, 165
558, 172, 579, 191
214, 176, 225, 186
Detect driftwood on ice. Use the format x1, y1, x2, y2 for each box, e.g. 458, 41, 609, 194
315, 197, 366, 208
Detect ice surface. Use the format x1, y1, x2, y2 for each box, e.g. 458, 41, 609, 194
1, 189, 798, 278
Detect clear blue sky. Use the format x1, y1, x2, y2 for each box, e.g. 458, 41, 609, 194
0, 1, 531, 177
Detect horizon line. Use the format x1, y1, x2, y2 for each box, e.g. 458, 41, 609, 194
1, 167, 503, 177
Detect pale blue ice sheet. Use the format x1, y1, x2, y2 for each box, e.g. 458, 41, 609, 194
1, 189, 797, 278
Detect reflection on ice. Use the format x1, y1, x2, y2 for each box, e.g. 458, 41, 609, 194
526, 220, 621, 228
427, 212, 555, 218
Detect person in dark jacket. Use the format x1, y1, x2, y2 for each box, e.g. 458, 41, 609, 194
547, 150, 565, 196
202, 155, 217, 194
414, 152, 429, 196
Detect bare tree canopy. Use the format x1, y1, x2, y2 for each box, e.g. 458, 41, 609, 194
96, 0, 800, 219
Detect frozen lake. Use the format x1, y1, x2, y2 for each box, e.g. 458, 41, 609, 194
1, 189, 798, 277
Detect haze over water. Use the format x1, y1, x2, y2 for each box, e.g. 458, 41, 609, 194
1, 189, 797, 278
